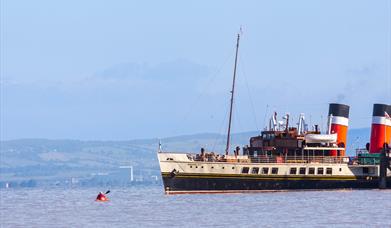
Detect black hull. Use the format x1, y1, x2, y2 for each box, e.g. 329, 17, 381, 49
162, 173, 391, 194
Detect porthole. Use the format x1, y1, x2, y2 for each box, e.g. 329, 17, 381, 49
232, 167, 235, 169
211, 166, 214, 169
201, 166, 204, 168
222, 167, 225, 169
190, 166, 192, 168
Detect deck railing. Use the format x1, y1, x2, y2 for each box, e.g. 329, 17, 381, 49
248, 156, 349, 164
191, 155, 350, 164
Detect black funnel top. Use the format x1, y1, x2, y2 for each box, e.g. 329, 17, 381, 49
372, 104, 389, 117
329, 103, 350, 118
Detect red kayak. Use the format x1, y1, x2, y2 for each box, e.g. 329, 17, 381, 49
95, 192, 109, 202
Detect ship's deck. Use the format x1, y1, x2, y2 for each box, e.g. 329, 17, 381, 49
159, 151, 386, 166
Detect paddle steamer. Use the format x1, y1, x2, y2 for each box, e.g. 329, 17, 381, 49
157, 33, 391, 194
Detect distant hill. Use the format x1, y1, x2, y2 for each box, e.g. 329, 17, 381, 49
0, 128, 370, 187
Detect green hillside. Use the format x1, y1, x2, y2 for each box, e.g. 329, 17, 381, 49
0, 128, 370, 187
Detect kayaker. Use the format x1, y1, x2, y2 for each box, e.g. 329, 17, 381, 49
96, 191, 108, 201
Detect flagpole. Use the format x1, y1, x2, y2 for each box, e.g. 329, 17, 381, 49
158, 140, 162, 153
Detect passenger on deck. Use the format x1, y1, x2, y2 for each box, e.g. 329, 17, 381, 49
234, 146, 240, 157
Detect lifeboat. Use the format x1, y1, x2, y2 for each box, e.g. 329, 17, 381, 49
305, 133, 337, 143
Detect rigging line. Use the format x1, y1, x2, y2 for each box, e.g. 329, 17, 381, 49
269, 102, 328, 107
353, 116, 372, 120
262, 104, 269, 131
171, 49, 235, 135
230, 100, 244, 148
388, 0, 391, 101
211, 102, 230, 153
226, 95, 257, 150
232, 100, 243, 133
238, 53, 259, 131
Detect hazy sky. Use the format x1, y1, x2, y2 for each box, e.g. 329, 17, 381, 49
1, 0, 390, 140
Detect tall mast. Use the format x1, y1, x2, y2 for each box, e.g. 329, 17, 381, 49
225, 33, 240, 156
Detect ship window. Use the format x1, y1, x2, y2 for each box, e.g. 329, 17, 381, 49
241, 167, 250, 174
290, 168, 297, 175
211, 166, 214, 169
363, 167, 369, 174
196, 166, 198, 168
190, 166, 192, 168
339, 168, 342, 172
326, 168, 332, 175
317, 168, 324, 175
261, 167, 269, 174
201, 166, 204, 168
222, 167, 225, 169
251, 167, 259, 174
299, 167, 306, 175
232, 167, 235, 169
271, 167, 278, 174
308, 168, 315, 175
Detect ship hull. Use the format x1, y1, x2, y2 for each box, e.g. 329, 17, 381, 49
161, 173, 391, 194
158, 153, 391, 194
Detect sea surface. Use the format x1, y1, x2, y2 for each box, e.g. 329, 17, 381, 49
1, 187, 390, 228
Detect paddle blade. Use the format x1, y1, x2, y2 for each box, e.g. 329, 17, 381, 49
105, 190, 110, 194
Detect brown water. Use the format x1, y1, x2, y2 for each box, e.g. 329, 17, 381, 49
1, 187, 390, 227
